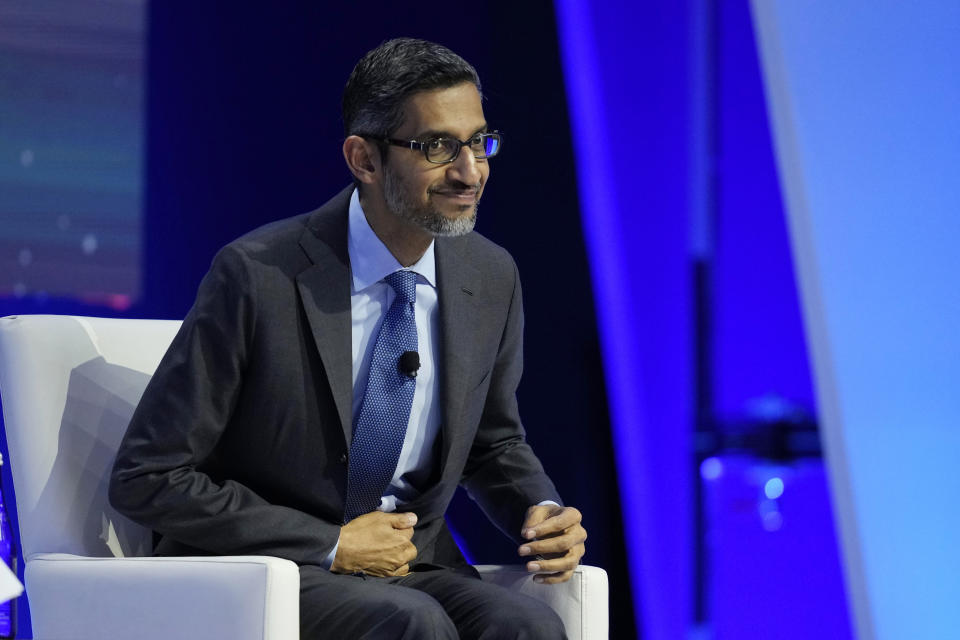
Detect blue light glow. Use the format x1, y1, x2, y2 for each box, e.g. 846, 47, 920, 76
761, 509, 783, 532
701, 457, 724, 482
764, 477, 784, 500
757, 498, 783, 532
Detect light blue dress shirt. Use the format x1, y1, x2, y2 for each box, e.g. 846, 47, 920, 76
322, 188, 442, 567
323, 189, 556, 568
347, 188, 443, 510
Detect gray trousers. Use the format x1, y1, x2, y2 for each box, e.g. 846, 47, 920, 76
299, 565, 568, 639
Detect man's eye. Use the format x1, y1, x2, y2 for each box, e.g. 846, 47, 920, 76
469, 134, 485, 146
427, 139, 445, 150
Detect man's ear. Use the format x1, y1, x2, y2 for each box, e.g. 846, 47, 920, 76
343, 135, 380, 185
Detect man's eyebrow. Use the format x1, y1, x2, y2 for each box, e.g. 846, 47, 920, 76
412, 125, 489, 140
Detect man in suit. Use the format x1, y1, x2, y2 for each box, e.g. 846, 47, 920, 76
110, 38, 587, 639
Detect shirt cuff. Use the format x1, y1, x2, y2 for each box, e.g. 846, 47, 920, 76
321, 535, 340, 570
538, 500, 560, 507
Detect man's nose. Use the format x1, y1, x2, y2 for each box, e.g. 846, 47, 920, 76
446, 147, 483, 186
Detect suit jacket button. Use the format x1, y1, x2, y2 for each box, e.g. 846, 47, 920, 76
339, 452, 347, 463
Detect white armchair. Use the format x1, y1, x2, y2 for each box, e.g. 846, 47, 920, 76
0, 315, 608, 639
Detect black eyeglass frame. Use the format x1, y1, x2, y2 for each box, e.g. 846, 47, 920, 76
369, 131, 503, 165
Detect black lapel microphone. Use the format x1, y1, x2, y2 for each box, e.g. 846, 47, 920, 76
398, 351, 420, 378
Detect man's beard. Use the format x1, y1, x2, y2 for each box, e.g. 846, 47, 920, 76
383, 165, 478, 237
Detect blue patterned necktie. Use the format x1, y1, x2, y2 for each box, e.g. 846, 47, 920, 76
344, 270, 419, 522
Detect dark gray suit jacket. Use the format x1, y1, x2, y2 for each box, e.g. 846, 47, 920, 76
109, 186, 560, 568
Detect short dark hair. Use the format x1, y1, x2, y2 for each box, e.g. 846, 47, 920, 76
342, 38, 481, 139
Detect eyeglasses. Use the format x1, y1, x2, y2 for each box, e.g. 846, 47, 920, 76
375, 131, 503, 164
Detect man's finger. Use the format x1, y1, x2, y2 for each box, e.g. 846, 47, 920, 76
526, 557, 576, 573
388, 563, 410, 577
520, 505, 556, 535
391, 512, 418, 528
403, 542, 418, 563
522, 507, 582, 540
518, 527, 586, 556
533, 570, 575, 585
525, 543, 585, 574
525, 556, 578, 574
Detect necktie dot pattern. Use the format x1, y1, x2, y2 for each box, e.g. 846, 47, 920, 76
344, 270, 419, 522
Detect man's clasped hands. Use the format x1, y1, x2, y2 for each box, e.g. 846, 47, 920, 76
331, 504, 587, 583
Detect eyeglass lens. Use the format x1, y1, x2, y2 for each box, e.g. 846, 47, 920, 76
426, 134, 501, 163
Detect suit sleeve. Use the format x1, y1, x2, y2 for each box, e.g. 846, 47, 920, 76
459, 257, 563, 542
109, 245, 341, 564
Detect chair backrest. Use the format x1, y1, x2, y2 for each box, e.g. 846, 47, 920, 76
0, 315, 181, 560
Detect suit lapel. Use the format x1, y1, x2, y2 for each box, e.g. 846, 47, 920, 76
435, 237, 483, 472
293, 192, 486, 498
296, 187, 354, 445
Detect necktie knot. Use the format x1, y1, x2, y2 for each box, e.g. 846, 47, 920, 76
385, 270, 417, 305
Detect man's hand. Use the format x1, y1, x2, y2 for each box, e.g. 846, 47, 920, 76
517, 505, 587, 584
330, 511, 418, 577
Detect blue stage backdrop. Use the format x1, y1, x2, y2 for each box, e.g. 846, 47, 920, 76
752, 2, 960, 638
555, 0, 848, 638
555, 1, 695, 637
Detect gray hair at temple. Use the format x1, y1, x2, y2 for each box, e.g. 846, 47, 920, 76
342, 38, 482, 139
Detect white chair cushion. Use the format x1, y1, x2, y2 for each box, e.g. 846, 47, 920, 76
26, 554, 300, 640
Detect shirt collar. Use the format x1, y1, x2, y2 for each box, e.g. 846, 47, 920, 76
347, 188, 437, 293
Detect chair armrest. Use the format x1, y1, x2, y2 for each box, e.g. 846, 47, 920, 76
26, 554, 299, 640
474, 564, 608, 640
